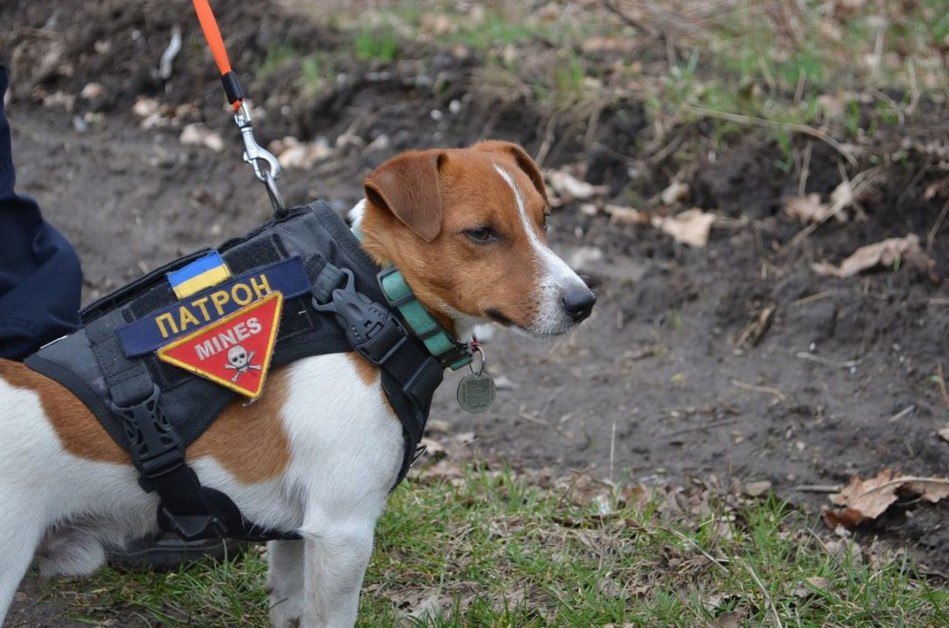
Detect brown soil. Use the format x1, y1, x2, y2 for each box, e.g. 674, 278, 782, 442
2, 0, 946, 624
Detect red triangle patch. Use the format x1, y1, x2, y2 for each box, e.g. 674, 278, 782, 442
157, 291, 283, 398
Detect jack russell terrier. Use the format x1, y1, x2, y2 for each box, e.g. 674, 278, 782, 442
0, 140, 595, 627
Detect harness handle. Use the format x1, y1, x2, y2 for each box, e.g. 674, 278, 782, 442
192, 0, 287, 217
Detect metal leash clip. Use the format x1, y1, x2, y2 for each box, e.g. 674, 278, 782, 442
193, 0, 289, 218
233, 102, 286, 217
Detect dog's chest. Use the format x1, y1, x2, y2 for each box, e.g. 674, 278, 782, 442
278, 354, 406, 506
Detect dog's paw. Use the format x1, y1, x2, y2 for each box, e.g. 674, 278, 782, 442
268, 597, 302, 628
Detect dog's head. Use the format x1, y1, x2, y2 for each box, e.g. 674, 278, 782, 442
356, 140, 595, 337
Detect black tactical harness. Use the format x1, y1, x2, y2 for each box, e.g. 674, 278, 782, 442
25, 201, 467, 542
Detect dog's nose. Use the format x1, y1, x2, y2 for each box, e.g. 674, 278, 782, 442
562, 287, 596, 322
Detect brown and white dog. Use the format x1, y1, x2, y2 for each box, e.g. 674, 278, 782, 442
0, 140, 595, 627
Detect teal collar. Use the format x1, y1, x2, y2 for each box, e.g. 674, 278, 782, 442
352, 223, 472, 371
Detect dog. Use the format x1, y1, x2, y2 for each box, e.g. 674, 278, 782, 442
0, 140, 595, 627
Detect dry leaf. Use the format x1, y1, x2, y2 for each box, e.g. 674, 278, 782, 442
904, 480, 949, 503
419, 437, 447, 457
560, 473, 613, 508
405, 590, 449, 619
270, 136, 331, 169
132, 97, 160, 118
660, 180, 690, 205
652, 209, 715, 248
427, 419, 450, 433
80, 82, 104, 100
923, 179, 949, 201
821, 505, 865, 530
817, 93, 847, 118
744, 480, 772, 497
806, 576, 830, 590
812, 234, 930, 278
829, 468, 901, 523
605, 204, 647, 226
783, 194, 829, 223
938, 426, 949, 443
546, 170, 604, 200
828, 180, 856, 220
418, 458, 464, 480
794, 576, 830, 598
620, 484, 651, 509
709, 613, 742, 628
823, 537, 863, 563
823, 468, 949, 529
179, 123, 224, 152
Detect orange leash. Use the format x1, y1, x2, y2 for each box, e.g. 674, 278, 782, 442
192, 0, 243, 110
191, 0, 286, 215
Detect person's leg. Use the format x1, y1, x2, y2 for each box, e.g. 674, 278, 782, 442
0, 65, 82, 359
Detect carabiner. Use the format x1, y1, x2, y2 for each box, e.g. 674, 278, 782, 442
233, 102, 287, 217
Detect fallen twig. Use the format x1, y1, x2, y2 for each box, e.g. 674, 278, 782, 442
732, 379, 786, 402
601, 0, 653, 35
782, 167, 883, 252
683, 105, 857, 166
735, 302, 777, 348
798, 140, 813, 197
794, 352, 860, 369
519, 412, 553, 428
928, 200, 949, 254
887, 405, 915, 423
660, 419, 738, 438
936, 364, 949, 409
660, 525, 730, 574
794, 484, 842, 494
791, 291, 834, 307
745, 563, 784, 628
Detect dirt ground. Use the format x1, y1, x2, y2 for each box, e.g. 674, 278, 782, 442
2, 0, 947, 624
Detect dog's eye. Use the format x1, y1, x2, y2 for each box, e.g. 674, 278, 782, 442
464, 226, 499, 243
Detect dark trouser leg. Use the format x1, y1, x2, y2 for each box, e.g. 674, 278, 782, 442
0, 65, 82, 359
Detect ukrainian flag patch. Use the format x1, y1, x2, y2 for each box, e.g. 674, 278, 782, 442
167, 251, 232, 299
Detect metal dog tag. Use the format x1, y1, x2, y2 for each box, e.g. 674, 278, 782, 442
456, 371, 496, 414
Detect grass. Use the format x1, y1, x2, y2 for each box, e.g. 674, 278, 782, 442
41, 466, 946, 626
250, 1, 945, 173
354, 23, 400, 63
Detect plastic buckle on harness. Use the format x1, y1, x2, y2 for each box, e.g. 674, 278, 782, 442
109, 384, 185, 491
312, 268, 408, 365
111, 388, 228, 541
157, 508, 226, 541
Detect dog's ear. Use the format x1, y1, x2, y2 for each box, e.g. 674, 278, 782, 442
472, 140, 548, 202
364, 150, 446, 242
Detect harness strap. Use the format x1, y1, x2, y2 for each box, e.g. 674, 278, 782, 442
310, 259, 444, 485
87, 311, 299, 542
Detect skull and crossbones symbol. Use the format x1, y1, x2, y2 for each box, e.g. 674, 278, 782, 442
223, 345, 262, 382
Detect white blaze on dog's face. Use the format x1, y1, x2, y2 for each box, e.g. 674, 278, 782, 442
357, 140, 595, 337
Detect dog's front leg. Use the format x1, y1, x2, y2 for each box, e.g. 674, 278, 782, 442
267, 538, 305, 627
300, 523, 375, 628
0, 492, 45, 621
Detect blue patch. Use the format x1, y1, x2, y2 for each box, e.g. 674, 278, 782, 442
118, 257, 311, 356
